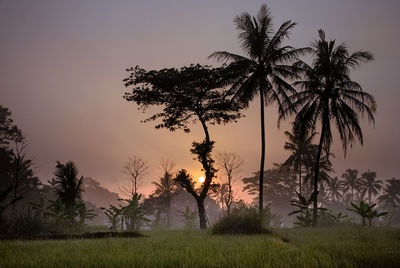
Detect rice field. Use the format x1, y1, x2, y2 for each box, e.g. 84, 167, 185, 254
0, 227, 399, 267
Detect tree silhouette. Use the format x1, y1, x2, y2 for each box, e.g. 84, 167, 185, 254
303, 151, 334, 198
378, 178, 400, 209
9, 136, 39, 218
52, 161, 83, 221
0, 105, 22, 148
348, 200, 387, 226
178, 205, 197, 229
209, 4, 310, 216
326, 176, 345, 202
360, 170, 383, 204
119, 193, 149, 232
151, 159, 176, 229
0, 105, 37, 219
289, 192, 314, 227
215, 151, 243, 214
122, 155, 148, 196
100, 205, 122, 231
282, 129, 316, 196
123, 64, 241, 229
75, 200, 96, 226
342, 169, 361, 203
287, 30, 376, 226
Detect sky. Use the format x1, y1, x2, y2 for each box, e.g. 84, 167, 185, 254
1, 0, 399, 199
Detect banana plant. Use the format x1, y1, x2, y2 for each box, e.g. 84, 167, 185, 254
289, 192, 327, 227
100, 205, 122, 231
178, 206, 197, 229
75, 201, 96, 226
348, 201, 387, 226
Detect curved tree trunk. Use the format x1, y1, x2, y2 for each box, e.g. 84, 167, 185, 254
195, 117, 213, 229
312, 120, 326, 227
259, 89, 266, 216
196, 198, 207, 229
227, 175, 232, 215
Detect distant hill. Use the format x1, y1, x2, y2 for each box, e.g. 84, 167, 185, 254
81, 177, 121, 208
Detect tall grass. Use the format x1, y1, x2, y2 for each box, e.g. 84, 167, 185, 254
0, 228, 399, 267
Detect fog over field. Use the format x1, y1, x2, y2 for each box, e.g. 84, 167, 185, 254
1, 0, 399, 198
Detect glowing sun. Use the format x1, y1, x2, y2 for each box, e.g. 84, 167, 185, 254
198, 176, 205, 183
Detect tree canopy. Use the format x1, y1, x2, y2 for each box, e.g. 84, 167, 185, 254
123, 64, 242, 137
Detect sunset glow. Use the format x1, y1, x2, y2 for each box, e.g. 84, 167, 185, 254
198, 176, 205, 183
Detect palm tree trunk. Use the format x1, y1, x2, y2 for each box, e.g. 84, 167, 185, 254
351, 187, 354, 203
299, 163, 302, 196
259, 89, 266, 216
312, 121, 326, 227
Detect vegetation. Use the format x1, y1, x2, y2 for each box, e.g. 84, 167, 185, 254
287, 30, 376, 226
211, 207, 269, 235
282, 129, 316, 196
123, 64, 242, 228
1, 3, 399, 267
214, 151, 243, 215
209, 4, 310, 216
1, 228, 400, 267
348, 201, 387, 226
151, 159, 176, 229
122, 155, 148, 196
177, 206, 197, 229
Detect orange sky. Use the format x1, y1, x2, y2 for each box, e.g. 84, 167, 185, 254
1, 0, 399, 199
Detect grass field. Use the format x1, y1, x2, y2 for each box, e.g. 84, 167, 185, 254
1, 227, 399, 267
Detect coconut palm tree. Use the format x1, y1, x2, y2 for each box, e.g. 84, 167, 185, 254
152, 171, 176, 229
326, 176, 345, 201
282, 129, 316, 196
209, 4, 310, 215
359, 170, 383, 204
303, 151, 334, 197
378, 178, 400, 208
287, 30, 376, 226
52, 161, 83, 213
342, 169, 362, 202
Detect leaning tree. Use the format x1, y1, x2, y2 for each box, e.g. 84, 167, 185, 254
123, 64, 242, 229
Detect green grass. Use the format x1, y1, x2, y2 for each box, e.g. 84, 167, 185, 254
1, 227, 399, 267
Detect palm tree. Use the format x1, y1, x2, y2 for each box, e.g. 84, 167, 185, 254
209, 4, 310, 215
303, 151, 334, 199
283, 129, 316, 196
360, 170, 383, 204
288, 30, 376, 226
152, 171, 176, 229
342, 169, 361, 202
326, 176, 345, 201
378, 178, 400, 208
52, 161, 83, 213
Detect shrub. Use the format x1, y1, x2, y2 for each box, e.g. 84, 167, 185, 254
211, 208, 270, 235
0, 213, 66, 239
